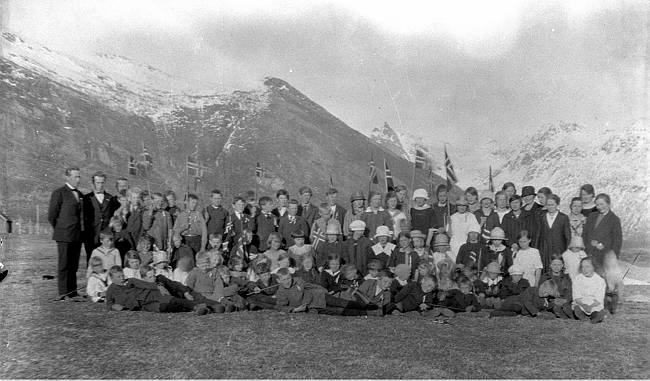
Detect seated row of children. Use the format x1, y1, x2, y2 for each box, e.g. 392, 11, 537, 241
85, 221, 608, 322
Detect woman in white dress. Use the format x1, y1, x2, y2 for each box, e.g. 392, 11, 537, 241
385, 191, 407, 240
448, 196, 481, 262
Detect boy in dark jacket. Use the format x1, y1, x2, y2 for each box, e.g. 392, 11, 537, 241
538, 257, 573, 318
490, 279, 559, 318
498, 265, 531, 299
440, 277, 481, 313
105, 266, 218, 314
244, 262, 279, 310
390, 275, 437, 314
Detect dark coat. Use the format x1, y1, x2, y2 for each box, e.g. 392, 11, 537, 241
255, 212, 278, 252
48, 185, 83, 243
278, 215, 310, 248
538, 212, 571, 270
125, 207, 145, 244
442, 289, 481, 311
204, 205, 229, 237
83, 191, 119, 245
297, 203, 319, 228
582, 211, 623, 263
539, 272, 573, 300
498, 278, 531, 299
394, 281, 436, 312
501, 210, 536, 246
344, 236, 373, 275
474, 209, 499, 242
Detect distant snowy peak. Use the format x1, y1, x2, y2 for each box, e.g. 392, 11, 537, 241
0, 31, 269, 120
369, 122, 409, 160
489, 120, 648, 239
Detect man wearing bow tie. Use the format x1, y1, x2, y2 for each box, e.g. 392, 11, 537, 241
48, 167, 84, 300
227, 197, 257, 250
83, 172, 119, 263
278, 199, 310, 247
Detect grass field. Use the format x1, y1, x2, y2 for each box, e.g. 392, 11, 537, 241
1, 235, 649, 379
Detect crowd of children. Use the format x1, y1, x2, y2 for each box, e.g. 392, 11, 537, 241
82, 181, 623, 324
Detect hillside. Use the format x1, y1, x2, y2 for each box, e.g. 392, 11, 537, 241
0, 32, 444, 223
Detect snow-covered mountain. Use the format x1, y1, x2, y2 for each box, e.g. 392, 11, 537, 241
370, 122, 409, 160
486, 121, 648, 241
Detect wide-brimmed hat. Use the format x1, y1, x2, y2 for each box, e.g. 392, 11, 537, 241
349, 191, 366, 202
489, 227, 507, 241
485, 262, 501, 274
326, 222, 342, 235
433, 233, 450, 247
412, 188, 429, 200
521, 186, 536, 198
409, 230, 426, 239
508, 264, 524, 275
152, 250, 170, 266
480, 192, 494, 203
349, 220, 366, 232
456, 195, 469, 206
374, 225, 392, 238
291, 229, 306, 238
569, 236, 585, 249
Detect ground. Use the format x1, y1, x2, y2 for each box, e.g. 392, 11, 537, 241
1, 235, 649, 379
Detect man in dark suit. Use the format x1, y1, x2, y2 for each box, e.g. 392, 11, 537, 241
48, 166, 84, 300
83, 172, 119, 263
325, 188, 347, 234
297, 186, 318, 227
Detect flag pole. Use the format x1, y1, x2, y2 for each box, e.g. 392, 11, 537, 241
383, 158, 388, 193
254, 161, 258, 205
410, 151, 416, 195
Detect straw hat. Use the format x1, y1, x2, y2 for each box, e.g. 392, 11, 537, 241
349, 220, 366, 232
409, 230, 426, 239
374, 225, 392, 239
412, 188, 429, 200
489, 227, 507, 241
485, 262, 501, 274
433, 233, 450, 248
152, 250, 170, 266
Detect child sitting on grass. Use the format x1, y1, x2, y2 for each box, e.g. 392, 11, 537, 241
410, 230, 432, 265
185, 252, 231, 309
105, 265, 211, 315
272, 252, 296, 274
214, 265, 247, 311
336, 264, 363, 300
498, 264, 530, 299
439, 277, 481, 314
170, 233, 194, 269
136, 235, 155, 266
357, 270, 393, 313
390, 232, 419, 277
88, 231, 122, 277
563, 236, 588, 280
456, 229, 482, 270
390, 275, 437, 315
263, 233, 286, 271
474, 262, 503, 309
512, 230, 543, 287
275, 267, 328, 313
320, 253, 344, 294
152, 251, 173, 279
245, 262, 280, 310
172, 255, 193, 285
287, 229, 315, 268
86, 256, 109, 302
364, 259, 383, 281
572, 257, 606, 324
110, 216, 134, 263
489, 279, 560, 319
228, 256, 248, 283
539, 257, 573, 318
123, 251, 141, 280
294, 254, 320, 284
367, 226, 397, 270
315, 222, 345, 270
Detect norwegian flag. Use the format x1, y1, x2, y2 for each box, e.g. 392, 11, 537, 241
369, 155, 379, 184
128, 156, 138, 176
445, 146, 458, 190
384, 159, 394, 192
141, 143, 152, 164
309, 225, 327, 250
414, 148, 428, 169
255, 162, 263, 178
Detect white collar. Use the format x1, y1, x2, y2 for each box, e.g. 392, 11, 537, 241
365, 206, 385, 213
66, 183, 76, 190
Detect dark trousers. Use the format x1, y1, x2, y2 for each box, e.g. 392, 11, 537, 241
57, 241, 82, 297
183, 235, 202, 254
154, 274, 224, 311
318, 294, 377, 315
157, 296, 197, 313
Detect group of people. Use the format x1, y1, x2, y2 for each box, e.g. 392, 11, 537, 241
48, 167, 623, 323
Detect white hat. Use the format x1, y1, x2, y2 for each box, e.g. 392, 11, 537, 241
508, 264, 524, 275
152, 250, 170, 266
326, 221, 342, 235
374, 225, 392, 239
349, 220, 366, 232
412, 188, 429, 200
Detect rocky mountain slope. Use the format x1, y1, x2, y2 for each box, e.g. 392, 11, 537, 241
0, 31, 445, 223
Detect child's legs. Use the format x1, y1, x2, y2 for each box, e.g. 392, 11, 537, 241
497, 298, 523, 313
590, 309, 605, 324
603, 251, 623, 294
247, 294, 277, 309
572, 305, 589, 321
427, 307, 455, 318
325, 294, 374, 310
158, 296, 196, 313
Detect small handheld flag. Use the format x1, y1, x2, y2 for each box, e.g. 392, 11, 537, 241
255, 162, 263, 178
489, 166, 494, 193
310, 225, 327, 250
384, 159, 394, 192
369, 156, 379, 184
415, 149, 428, 169
128, 156, 138, 176
330, 174, 334, 188
445, 146, 457, 190
141, 143, 152, 165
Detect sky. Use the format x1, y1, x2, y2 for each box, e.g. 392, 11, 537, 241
2, 0, 647, 171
